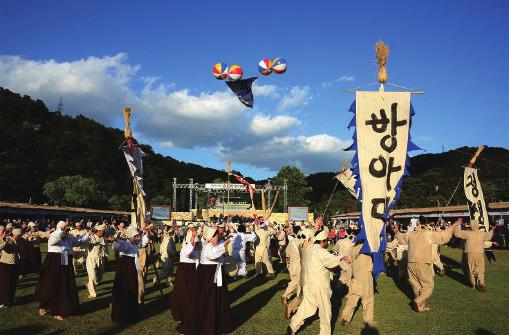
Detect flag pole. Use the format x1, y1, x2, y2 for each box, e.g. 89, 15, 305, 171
227, 160, 231, 215
438, 145, 485, 221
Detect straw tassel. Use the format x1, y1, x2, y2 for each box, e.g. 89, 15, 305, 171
375, 41, 390, 83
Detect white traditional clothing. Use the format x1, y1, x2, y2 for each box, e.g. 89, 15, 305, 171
289, 244, 345, 335
86, 234, 107, 297
35, 228, 89, 317
231, 232, 257, 277
157, 233, 177, 283
111, 238, 140, 322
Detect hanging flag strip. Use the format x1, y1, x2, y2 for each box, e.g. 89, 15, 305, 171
464, 167, 489, 231
122, 138, 147, 228
346, 89, 421, 277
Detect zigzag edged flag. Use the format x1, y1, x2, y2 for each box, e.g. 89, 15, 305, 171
346, 88, 421, 278
226, 77, 257, 108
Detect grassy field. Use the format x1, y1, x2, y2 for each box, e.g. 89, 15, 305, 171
1, 246, 508, 335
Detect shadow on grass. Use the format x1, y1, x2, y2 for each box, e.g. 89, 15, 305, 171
441, 255, 471, 287
15, 293, 37, 305
475, 328, 495, 335
386, 262, 414, 300
1, 324, 64, 335
229, 275, 270, 304
79, 295, 112, 315
330, 281, 346, 334
94, 293, 172, 335
361, 324, 380, 335
231, 279, 287, 331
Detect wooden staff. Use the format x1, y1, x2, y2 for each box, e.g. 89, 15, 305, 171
261, 189, 266, 217
468, 145, 485, 167
227, 160, 231, 214
267, 191, 280, 219
439, 145, 485, 219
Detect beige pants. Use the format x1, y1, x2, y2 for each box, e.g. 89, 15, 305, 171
339, 261, 352, 287
282, 263, 301, 299
290, 285, 332, 335
408, 262, 434, 305
341, 273, 374, 323
433, 252, 444, 272
138, 247, 148, 303
255, 247, 274, 275
467, 252, 485, 286
86, 256, 104, 296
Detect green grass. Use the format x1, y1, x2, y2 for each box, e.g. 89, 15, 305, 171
1, 246, 508, 334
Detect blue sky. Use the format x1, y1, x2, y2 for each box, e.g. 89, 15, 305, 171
1, 0, 508, 179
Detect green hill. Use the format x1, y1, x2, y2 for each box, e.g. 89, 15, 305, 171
1, 87, 507, 214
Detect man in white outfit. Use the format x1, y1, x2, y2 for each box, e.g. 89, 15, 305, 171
288, 229, 351, 335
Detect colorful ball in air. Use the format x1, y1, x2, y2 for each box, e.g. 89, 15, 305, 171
228, 65, 243, 81
272, 57, 287, 74
258, 58, 273, 75
212, 62, 229, 80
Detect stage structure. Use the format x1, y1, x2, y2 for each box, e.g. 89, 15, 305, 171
171, 178, 288, 213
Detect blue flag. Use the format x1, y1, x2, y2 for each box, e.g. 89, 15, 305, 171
226, 77, 257, 108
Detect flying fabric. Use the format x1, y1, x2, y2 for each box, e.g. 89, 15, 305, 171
226, 77, 257, 108
346, 88, 421, 277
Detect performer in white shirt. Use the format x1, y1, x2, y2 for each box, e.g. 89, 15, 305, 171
111, 225, 141, 323
230, 223, 257, 278
35, 220, 91, 320
177, 225, 232, 335
170, 223, 201, 321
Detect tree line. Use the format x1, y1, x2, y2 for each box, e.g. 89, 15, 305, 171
1, 87, 507, 215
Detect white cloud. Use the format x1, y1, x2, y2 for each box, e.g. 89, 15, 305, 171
252, 83, 279, 99
0, 53, 245, 148
321, 82, 333, 88
277, 86, 313, 111
337, 75, 355, 82
0, 53, 354, 174
220, 134, 353, 174
248, 114, 300, 137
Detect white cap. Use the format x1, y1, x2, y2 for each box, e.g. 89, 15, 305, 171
28, 222, 37, 228
314, 229, 329, 241
202, 226, 218, 242
12, 228, 22, 236
57, 221, 67, 230
94, 223, 106, 231
126, 226, 139, 239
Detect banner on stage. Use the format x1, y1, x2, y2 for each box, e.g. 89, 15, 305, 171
464, 167, 489, 231
150, 205, 171, 221
288, 207, 308, 221
205, 183, 256, 190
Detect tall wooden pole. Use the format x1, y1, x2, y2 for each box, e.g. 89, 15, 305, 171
227, 160, 231, 214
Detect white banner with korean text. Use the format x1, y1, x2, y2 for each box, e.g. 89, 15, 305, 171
464, 167, 489, 231
356, 91, 410, 253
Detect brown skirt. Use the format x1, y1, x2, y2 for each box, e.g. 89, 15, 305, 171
176, 264, 232, 335
20, 245, 42, 275
111, 256, 138, 322
35, 252, 80, 317
0, 263, 19, 306
170, 262, 197, 321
